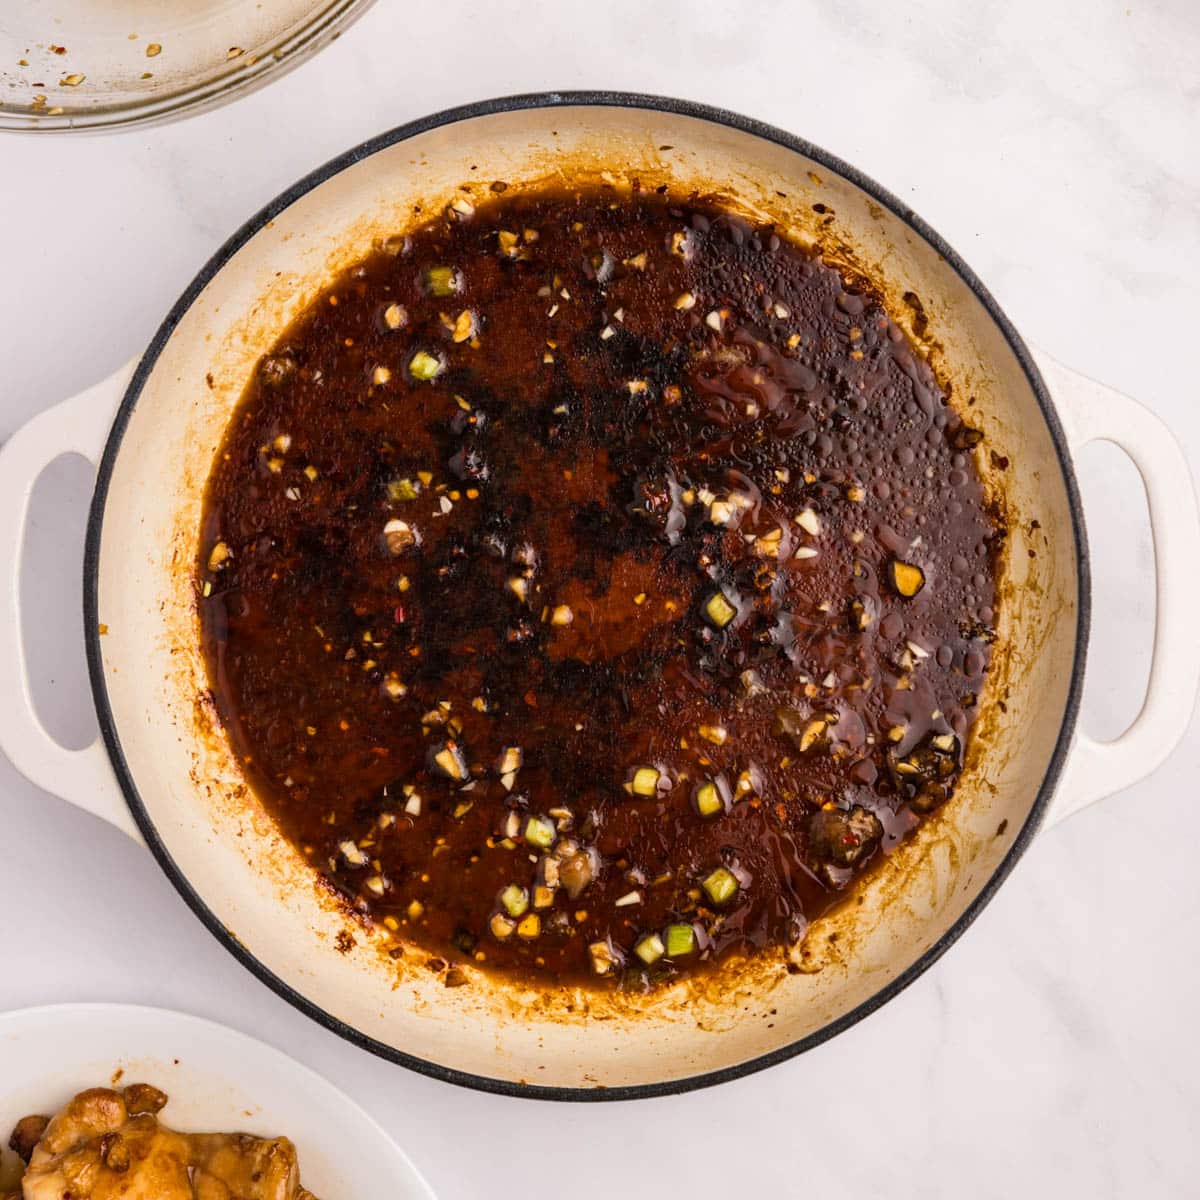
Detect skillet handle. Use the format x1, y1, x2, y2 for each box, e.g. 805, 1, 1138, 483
1034, 348, 1200, 828
0, 360, 144, 844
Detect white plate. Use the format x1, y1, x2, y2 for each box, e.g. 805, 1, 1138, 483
0, 0, 376, 133
0, 1003, 435, 1197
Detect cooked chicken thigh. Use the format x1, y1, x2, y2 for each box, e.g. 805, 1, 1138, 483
9, 1085, 316, 1199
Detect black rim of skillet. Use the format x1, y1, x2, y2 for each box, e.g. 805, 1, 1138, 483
83, 90, 1091, 1103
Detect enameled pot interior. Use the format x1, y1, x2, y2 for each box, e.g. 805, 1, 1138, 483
88, 97, 1082, 1096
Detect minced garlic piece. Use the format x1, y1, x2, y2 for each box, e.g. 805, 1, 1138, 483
795, 508, 821, 536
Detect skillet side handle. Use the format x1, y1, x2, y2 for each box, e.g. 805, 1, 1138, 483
0, 361, 144, 844
1035, 348, 1200, 828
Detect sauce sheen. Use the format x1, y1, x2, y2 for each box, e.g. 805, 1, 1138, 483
198, 187, 1002, 988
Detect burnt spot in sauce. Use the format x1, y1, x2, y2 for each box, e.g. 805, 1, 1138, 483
198, 187, 1002, 989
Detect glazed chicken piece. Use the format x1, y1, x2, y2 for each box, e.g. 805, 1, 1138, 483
9, 1085, 316, 1199
7, 1117, 49, 1163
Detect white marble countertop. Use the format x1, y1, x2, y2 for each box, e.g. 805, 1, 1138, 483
2, 1, 1198, 1195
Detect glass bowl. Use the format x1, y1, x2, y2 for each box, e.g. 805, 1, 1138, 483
0, 0, 375, 133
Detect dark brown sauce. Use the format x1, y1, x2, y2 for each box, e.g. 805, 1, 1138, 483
198, 186, 1002, 989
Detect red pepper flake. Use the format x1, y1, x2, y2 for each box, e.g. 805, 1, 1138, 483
394, 605, 406, 623
524, 690, 538, 708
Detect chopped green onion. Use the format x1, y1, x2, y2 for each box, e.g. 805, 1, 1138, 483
425, 266, 460, 296
630, 766, 660, 797
408, 350, 444, 381
665, 923, 696, 958
387, 478, 419, 502
694, 781, 723, 818
499, 884, 529, 918
703, 589, 737, 629
702, 867, 739, 906
634, 933, 665, 964
524, 815, 556, 849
